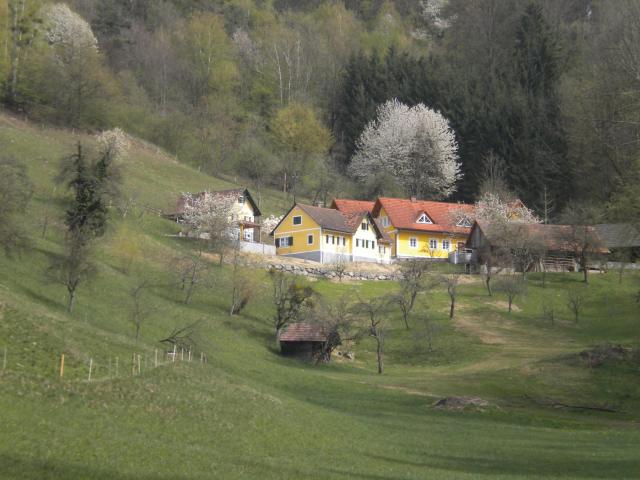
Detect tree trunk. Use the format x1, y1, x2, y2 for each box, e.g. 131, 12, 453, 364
375, 336, 383, 374
67, 287, 76, 313
485, 277, 492, 296
449, 296, 455, 319
508, 298, 512, 313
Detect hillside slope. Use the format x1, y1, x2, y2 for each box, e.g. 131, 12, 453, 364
1, 115, 640, 479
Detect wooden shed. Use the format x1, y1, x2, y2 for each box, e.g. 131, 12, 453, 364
279, 322, 327, 361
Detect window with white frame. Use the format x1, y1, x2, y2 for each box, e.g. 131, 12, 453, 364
341, 237, 346, 246
371, 241, 375, 249
293, 216, 302, 225
416, 213, 433, 224
361, 221, 369, 230
238, 195, 245, 204
307, 234, 314, 245
442, 239, 450, 250
356, 239, 360, 247
456, 218, 472, 228
326, 235, 329, 244
429, 239, 438, 250
382, 216, 390, 227
279, 237, 291, 247
409, 237, 418, 248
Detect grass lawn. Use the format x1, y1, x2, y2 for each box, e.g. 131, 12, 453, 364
1, 114, 639, 479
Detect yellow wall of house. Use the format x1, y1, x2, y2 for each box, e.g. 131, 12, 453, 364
396, 231, 467, 259
273, 206, 322, 255
321, 229, 353, 254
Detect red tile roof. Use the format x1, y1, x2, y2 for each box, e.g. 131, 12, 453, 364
279, 322, 326, 342
331, 199, 375, 214
372, 197, 475, 234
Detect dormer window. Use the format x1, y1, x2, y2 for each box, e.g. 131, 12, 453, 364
238, 195, 245, 204
416, 213, 433, 224
456, 218, 472, 228
361, 222, 369, 230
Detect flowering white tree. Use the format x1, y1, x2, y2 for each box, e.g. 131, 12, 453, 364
181, 193, 236, 239
96, 128, 130, 162
43, 3, 97, 51
261, 215, 283, 236
349, 99, 461, 199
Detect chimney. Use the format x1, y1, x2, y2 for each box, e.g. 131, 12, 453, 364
410, 196, 417, 203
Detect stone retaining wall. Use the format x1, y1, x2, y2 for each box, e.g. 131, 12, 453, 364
265, 262, 400, 281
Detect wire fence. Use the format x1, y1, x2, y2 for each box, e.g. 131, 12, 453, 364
0, 344, 208, 383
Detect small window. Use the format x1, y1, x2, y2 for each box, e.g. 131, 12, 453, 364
442, 240, 450, 250
361, 222, 369, 230
342, 237, 346, 246
356, 239, 360, 247
307, 234, 314, 245
416, 213, 433, 224
293, 216, 302, 225
456, 218, 472, 228
372, 241, 375, 249
382, 217, 389, 227
364, 240, 369, 248
379, 245, 385, 254
409, 237, 418, 248
429, 239, 438, 250
326, 235, 329, 244
238, 196, 245, 204
279, 237, 290, 247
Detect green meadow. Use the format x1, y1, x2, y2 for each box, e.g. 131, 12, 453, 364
1, 114, 639, 479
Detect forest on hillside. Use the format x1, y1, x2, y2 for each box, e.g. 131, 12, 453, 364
1, 0, 639, 222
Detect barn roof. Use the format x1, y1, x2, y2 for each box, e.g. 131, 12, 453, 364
469, 221, 609, 253
372, 197, 475, 234
279, 322, 326, 342
593, 224, 640, 248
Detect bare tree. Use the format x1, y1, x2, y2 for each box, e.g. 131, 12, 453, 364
310, 295, 360, 363
269, 269, 314, 338
441, 272, 460, 319
355, 295, 393, 374
394, 259, 437, 329
159, 320, 203, 352
130, 279, 156, 341
567, 287, 586, 323
171, 243, 212, 305
229, 241, 255, 316
559, 204, 605, 284
493, 273, 526, 313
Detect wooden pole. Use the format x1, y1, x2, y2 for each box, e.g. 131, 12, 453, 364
88, 358, 93, 382
154, 349, 158, 368
181, 348, 184, 361
115, 357, 119, 377
137, 354, 141, 374
172, 345, 176, 363
132, 353, 136, 375
59, 353, 65, 378
188, 350, 191, 362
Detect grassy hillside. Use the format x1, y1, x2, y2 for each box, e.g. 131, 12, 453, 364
1, 114, 640, 479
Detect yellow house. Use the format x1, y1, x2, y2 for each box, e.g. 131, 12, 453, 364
270, 203, 391, 264
370, 197, 475, 260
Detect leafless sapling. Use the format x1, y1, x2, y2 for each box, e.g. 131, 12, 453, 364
229, 241, 255, 316
441, 272, 460, 319
567, 287, 586, 323
394, 259, 437, 329
493, 273, 526, 313
269, 269, 314, 338
355, 294, 393, 374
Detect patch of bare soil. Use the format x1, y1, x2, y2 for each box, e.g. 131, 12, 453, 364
490, 300, 521, 312
455, 315, 510, 345
433, 396, 490, 409
578, 344, 634, 368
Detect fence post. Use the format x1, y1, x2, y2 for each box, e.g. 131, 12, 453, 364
154, 349, 158, 367
2, 346, 6, 370
181, 348, 184, 361
132, 353, 136, 375
115, 357, 119, 377
59, 353, 65, 378
108, 357, 111, 378
172, 345, 176, 363
88, 358, 93, 382
137, 354, 141, 374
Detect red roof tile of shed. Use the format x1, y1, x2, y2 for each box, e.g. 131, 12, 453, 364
279, 322, 326, 342
331, 199, 376, 214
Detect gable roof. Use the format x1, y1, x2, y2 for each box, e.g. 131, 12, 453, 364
372, 197, 475, 234
594, 224, 640, 248
279, 322, 326, 342
331, 199, 375, 214
469, 221, 609, 253
171, 188, 261, 217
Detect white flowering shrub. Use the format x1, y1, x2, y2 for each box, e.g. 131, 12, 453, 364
476, 193, 539, 225
43, 3, 97, 51
181, 193, 236, 239
96, 128, 130, 163
349, 99, 461, 199
261, 215, 283, 235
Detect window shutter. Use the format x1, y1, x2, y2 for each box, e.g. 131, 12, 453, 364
289, 236, 294, 246
275, 238, 280, 248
